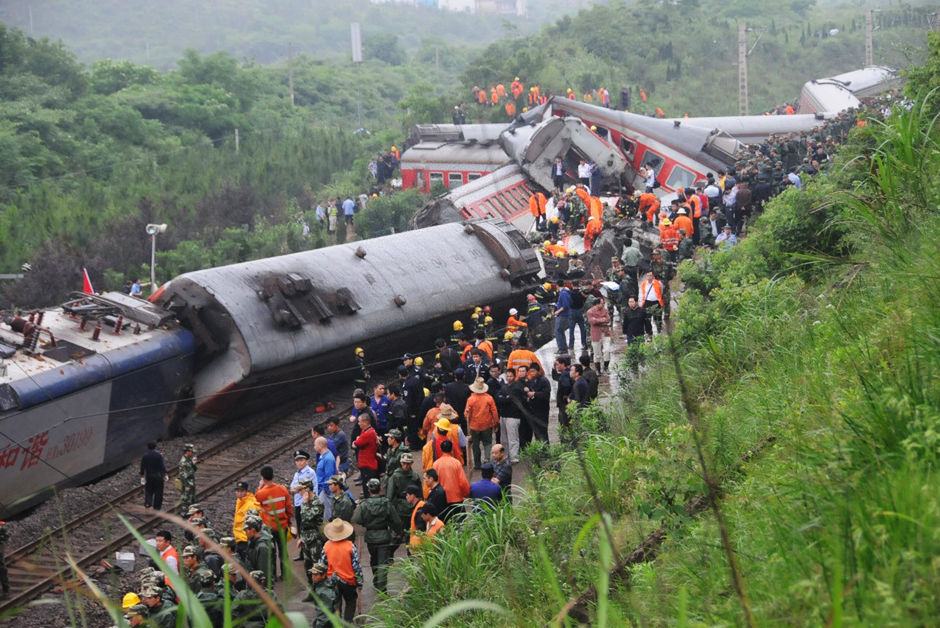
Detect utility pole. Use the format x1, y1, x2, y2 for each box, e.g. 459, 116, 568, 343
350, 23, 363, 131
738, 22, 748, 116
287, 42, 295, 106
865, 8, 873, 67
234, 128, 240, 154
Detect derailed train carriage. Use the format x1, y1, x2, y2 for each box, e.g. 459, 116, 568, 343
0, 219, 541, 517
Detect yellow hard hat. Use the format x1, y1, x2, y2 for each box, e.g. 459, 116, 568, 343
354, 347, 364, 355
662, 218, 672, 225
515, 76, 520, 81
566, 186, 576, 195
590, 125, 597, 131
542, 282, 552, 291
453, 320, 463, 331
504, 331, 514, 340
484, 316, 493, 325
391, 145, 397, 150
414, 356, 424, 366
543, 240, 551, 247
471, 312, 479, 320
568, 250, 579, 257
423, 387, 429, 397
551, 216, 559, 223
122, 592, 141, 609
474, 306, 483, 314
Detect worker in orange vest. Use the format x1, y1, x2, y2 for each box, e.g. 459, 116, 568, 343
584, 215, 603, 251
656, 107, 665, 117
490, 87, 499, 106
496, 83, 506, 99
638, 270, 665, 332
636, 191, 660, 223
659, 219, 679, 259
673, 207, 694, 241
505, 101, 516, 118
511, 77, 523, 100
640, 89, 647, 102
566, 88, 576, 100
477, 88, 487, 106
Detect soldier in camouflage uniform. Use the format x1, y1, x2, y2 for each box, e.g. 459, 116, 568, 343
177, 443, 197, 516
194, 568, 222, 627
233, 570, 271, 628
383, 429, 408, 491
0, 520, 9, 599
139, 585, 178, 628
296, 480, 325, 599
181, 545, 213, 593
307, 562, 339, 628
351, 478, 401, 593
242, 515, 274, 587
327, 476, 356, 525
386, 452, 421, 543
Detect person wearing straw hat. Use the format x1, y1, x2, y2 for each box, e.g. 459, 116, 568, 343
464, 378, 499, 468
320, 519, 362, 623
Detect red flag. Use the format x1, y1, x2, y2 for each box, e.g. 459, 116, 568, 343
82, 268, 94, 294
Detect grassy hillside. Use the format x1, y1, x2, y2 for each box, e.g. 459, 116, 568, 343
368, 35, 940, 625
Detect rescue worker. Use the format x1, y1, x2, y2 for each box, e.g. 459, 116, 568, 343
255, 465, 293, 579
650, 248, 676, 322
195, 569, 222, 626
637, 190, 660, 223
387, 453, 422, 542
139, 585, 178, 628
180, 545, 211, 592
232, 480, 261, 559
584, 215, 603, 251
308, 562, 339, 627
528, 191, 547, 230
327, 475, 356, 525
319, 519, 363, 623
176, 443, 197, 516
449, 320, 464, 346
465, 377, 499, 468
352, 478, 401, 593
297, 479, 326, 597
673, 207, 694, 243
659, 218, 680, 261
353, 347, 369, 391
639, 271, 665, 333
383, 428, 408, 491
405, 485, 427, 549
242, 515, 275, 587
506, 336, 542, 374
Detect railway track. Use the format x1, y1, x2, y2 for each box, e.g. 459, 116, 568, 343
0, 397, 351, 616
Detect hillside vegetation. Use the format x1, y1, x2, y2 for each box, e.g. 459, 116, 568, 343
368, 35, 940, 626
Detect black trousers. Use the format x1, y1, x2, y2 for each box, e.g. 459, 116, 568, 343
366, 542, 394, 592
144, 477, 164, 510
336, 580, 359, 622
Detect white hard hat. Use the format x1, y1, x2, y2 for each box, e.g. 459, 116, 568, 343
509, 308, 518, 316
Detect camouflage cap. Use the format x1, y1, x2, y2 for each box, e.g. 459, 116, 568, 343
185, 504, 203, 516
298, 479, 314, 490
137, 566, 154, 578
190, 517, 207, 526
366, 478, 381, 492
142, 575, 164, 589
139, 585, 162, 598
326, 474, 345, 487
242, 515, 263, 530
386, 428, 403, 440
249, 570, 267, 584
308, 562, 328, 576
244, 508, 260, 518
124, 603, 149, 618
400, 452, 414, 464
197, 569, 216, 587
181, 545, 198, 557
219, 536, 236, 549
183, 443, 195, 452
202, 528, 219, 543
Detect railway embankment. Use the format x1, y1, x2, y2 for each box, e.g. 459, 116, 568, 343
367, 93, 940, 626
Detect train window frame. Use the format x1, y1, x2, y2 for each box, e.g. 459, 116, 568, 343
467, 172, 482, 181
620, 137, 636, 158
416, 171, 425, 190
429, 172, 444, 185
665, 165, 697, 190
640, 150, 665, 175
448, 172, 464, 188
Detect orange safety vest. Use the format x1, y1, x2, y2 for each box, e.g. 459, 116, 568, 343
588, 197, 603, 221
426, 518, 445, 540
688, 194, 703, 219
496, 84, 506, 98
505, 101, 516, 117
674, 214, 694, 236
639, 279, 663, 307
477, 90, 487, 105
323, 540, 358, 585
490, 88, 499, 105
639, 194, 660, 223
161, 546, 179, 585
409, 499, 426, 547
660, 226, 679, 251
506, 316, 527, 334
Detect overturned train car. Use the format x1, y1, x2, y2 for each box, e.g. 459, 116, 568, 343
158, 219, 541, 431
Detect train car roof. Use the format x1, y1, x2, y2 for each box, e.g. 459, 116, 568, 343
670, 114, 828, 144
400, 142, 510, 168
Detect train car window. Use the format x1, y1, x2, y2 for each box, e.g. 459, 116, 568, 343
666, 165, 696, 190
620, 137, 636, 158
640, 150, 665, 175
429, 172, 444, 185
416, 171, 425, 190
593, 125, 609, 138
448, 172, 464, 187
467, 172, 482, 181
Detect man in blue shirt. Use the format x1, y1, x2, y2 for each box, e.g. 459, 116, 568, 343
326, 418, 350, 474
370, 384, 390, 437
342, 197, 356, 225
313, 437, 337, 520
469, 463, 503, 510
